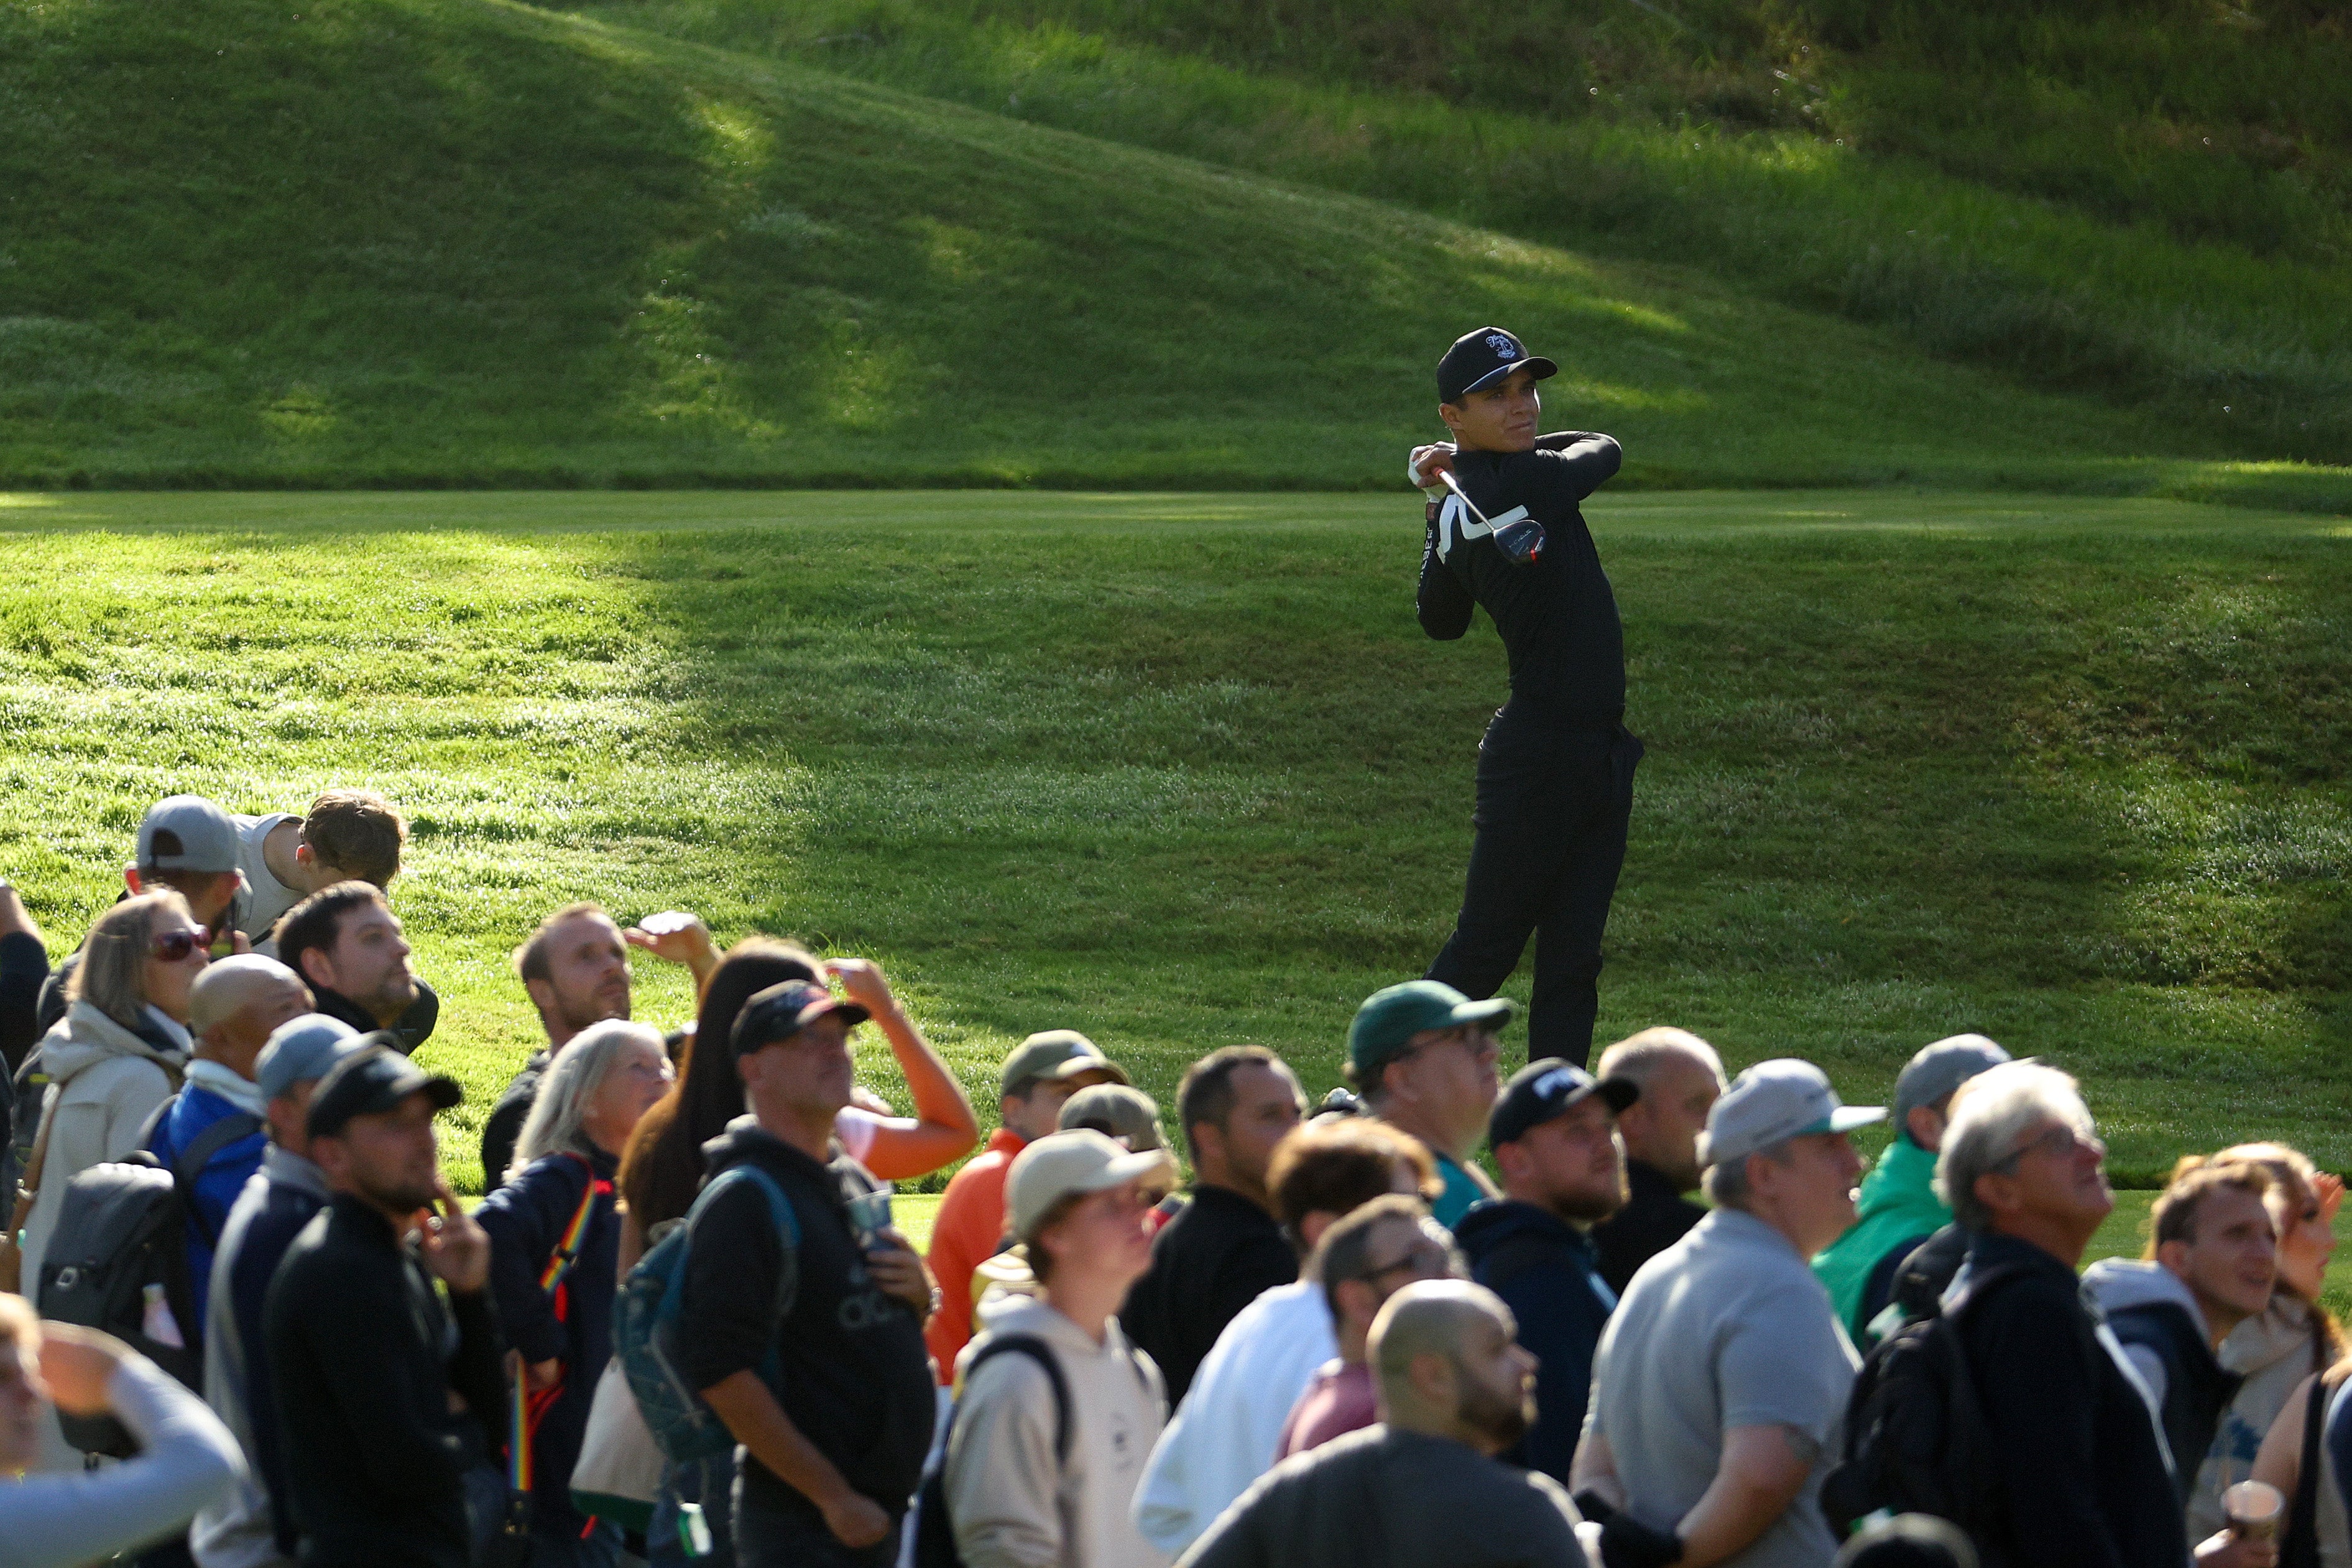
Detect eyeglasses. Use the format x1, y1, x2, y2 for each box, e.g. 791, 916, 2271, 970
150, 929, 206, 962
1396, 1026, 1500, 1066
1357, 1242, 1453, 1285
1995, 1123, 2105, 1171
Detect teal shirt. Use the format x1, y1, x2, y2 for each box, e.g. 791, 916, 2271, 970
1432, 1150, 1498, 1230
1810, 1135, 1950, 1340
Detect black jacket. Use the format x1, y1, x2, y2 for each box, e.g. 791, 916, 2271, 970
477, 1054, 548, 1191
1955, 1231, 2188, 1568
1453, 1199, 1612, 1486
477, 1146, 619, 1540
676, 1117, 934, 1526
1416, 432, 1625, 727
310, 979, 439, 1055
2106, 1296, 2243, 1505
1588, 1159, 1704, 1296
1121, 1184, 1298, 1406
265, 1192, 506, 1568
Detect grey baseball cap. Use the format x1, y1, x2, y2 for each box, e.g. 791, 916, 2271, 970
1698, 1058, 1884, 1171
1058, 1082, 1165, 1152
256, 1013, 363, 1100
1893, 1034, 2013, 1128
136, 795, 241, 874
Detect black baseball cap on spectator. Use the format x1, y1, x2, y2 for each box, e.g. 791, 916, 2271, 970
1488, 1056, 1639, 1148
1438, 327, 1559, 404
731, 979, 870, 1056
305, 1040, 461, 1138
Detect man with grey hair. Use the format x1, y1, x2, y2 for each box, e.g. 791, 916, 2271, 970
1813, 1034, 2011, 1342
1178, 1280, 1587, 1568
195, 1013, 363, 1568
1587, 1026, 1723, 1294
1932, 1061, 2186, 1568
145, 953, 315, 1337
1573, 1059, 1878, 1568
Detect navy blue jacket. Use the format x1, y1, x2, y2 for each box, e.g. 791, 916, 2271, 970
1453, 1197, 1615, 1485
218, 1150, 333, 1557
476, 1146, 619, 1541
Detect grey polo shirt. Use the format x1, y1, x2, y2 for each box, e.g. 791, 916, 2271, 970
1584, 1207, 1858, 1568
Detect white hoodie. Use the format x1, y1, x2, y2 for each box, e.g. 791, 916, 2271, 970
2083, 1256, 2215, 1412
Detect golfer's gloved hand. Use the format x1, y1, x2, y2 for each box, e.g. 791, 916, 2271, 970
1597, 1513, 1684, 1568
1408, 442, 1455, 496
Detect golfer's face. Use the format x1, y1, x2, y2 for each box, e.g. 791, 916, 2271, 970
1444, 369, 1541, 452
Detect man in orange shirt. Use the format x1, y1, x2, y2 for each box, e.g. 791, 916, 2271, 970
924, 1030, 1128, 1380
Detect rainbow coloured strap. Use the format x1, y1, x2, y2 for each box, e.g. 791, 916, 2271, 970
509, 1159, 609, 1501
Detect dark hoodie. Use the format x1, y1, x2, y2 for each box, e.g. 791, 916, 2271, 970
676, 1115, 935, 1528
1452, 1198, 1615, 1485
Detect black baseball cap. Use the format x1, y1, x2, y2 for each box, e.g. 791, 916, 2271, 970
1488, 1056, 1638, 1148
305, 1041, 462, 1139
731, 979, 870, 1056
1437, 327, 1559, 405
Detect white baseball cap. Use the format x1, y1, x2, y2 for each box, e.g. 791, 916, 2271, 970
1698, 1058, 1884, 1170
1006, 1130, 1175, 1240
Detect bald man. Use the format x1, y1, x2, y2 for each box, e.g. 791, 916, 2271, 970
145, 954, 315, 1335
1177, 1280, 1589, 1568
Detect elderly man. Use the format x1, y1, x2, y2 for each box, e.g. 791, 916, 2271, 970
1932, 1061, 2185, 1568
1573, 1059, 1879, 1568
196, 1014, 364, 1568
1178, 1280, 1587, 1568
1346, 980, 1510, 1227
1587, 1028, 1724, 1294
145, 954, 314, 1336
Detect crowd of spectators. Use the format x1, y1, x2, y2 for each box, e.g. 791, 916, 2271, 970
1, 787, 2345, 1568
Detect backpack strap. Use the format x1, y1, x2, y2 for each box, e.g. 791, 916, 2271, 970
961, 1334, 1072, 1467
2282, 1371, 2327, 1568
537, 1153, 608, 1296
168, 1110, 263, 1250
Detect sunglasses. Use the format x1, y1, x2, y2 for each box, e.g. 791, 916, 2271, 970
150, 928, 208, 962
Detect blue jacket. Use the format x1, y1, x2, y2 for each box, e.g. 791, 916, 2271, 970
1452, 1197, 1615, 1485
476, 1146, 619, 1539
211, 1146, 334, 1560
147, 1081, 267, 1338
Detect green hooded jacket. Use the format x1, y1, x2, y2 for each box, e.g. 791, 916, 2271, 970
1810, 1135, 1950, 1340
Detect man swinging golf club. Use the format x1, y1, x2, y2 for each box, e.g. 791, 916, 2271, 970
1407, 326, 1642, 1069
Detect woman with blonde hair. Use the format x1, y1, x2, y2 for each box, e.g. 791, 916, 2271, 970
10, 892, 207, 1306
476, 1019, 673, 1567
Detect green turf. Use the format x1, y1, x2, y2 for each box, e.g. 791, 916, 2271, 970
1, 0, 2346, 509
585, 0, 2352, 468
2, 487, 2344, 1194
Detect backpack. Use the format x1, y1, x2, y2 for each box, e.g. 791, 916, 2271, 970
612, 1164, 798, 1462
1819, 1262, 2024, 1554
910, 1335, 1072, 1568
35, 1105, 260, 1456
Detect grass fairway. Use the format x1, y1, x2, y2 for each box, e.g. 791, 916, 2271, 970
2, 487, 2345, 1194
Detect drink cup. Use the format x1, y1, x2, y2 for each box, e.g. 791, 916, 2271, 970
2225, 1479, 2285, 1542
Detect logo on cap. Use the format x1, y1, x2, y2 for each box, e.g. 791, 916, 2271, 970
1487, 333, 1518, 358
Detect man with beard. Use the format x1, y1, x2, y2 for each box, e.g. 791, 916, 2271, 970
273, 883, 432, 1050
479, 902, 717, 1189
1177, 1280, 1587, 1568
1453, 1058, 1638, 1485
264, 1046, 501, 1568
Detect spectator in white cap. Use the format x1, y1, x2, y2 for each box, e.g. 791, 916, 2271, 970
1572, 1058, 1882, 1568
1812, 1034, 2010, 1342
195, 1012, 362, 1568
145, 954, 315, 1340
944, 1128, 1176, 1568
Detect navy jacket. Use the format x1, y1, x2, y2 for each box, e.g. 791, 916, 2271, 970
1453, 1197, 1615, 1485
476, 1145, 619, 1540
214, 1147, 334, 1558
2105, 1296, 2242, 1505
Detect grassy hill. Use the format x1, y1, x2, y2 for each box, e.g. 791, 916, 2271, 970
588, 0, 2352, 473
0, 0, 2345, 507
3, 489, 2345, 1192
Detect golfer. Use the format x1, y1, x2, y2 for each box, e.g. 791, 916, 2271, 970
1408, 326, 1641, 1069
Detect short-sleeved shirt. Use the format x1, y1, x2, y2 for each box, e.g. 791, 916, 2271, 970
1585, 1207, 1858, 1568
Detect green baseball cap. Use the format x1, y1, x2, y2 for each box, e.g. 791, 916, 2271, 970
1348, 980, 1515, 1079
999, 1029, 1128, 1099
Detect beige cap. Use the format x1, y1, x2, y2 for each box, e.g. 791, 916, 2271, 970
1005, 1130, 1174, 1240
1058, 1082, 1164, 1151
998, 1030, 1128, 1099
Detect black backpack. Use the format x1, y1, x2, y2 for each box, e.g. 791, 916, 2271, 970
1819, 1261, 2024, 1556
35, 1103, 259, 1456
911, 1334, 1072, 1568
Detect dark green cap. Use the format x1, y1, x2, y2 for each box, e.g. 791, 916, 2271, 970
1347, 980, 1515, 1079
